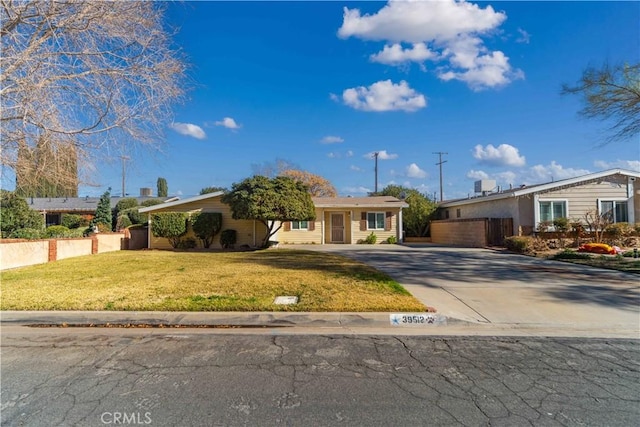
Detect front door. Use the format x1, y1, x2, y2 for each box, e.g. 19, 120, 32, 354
331, 213, 344, 243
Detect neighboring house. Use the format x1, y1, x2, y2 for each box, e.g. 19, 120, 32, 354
433, 169, 640, 247
27, 196, 179, 227
138, 193, 408, 249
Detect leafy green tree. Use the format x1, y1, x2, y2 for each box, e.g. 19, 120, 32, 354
222, 176, 316, 248
0, 190, 44, 237
157, 177, 168, 197
191, 212, 222, 248
379, 185, 438, 237
151, 212, 187, 248
92, 190, 112, 229
562, 62, 639, 143
199, 186, 227, 195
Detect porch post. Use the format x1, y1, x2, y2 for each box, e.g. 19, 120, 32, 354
398, 208, 403, 243
321, 209, 325, 245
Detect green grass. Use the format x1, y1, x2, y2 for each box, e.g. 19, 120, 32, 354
0, 250, 426, 312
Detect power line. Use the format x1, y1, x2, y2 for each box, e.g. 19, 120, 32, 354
433, 152, 448, 202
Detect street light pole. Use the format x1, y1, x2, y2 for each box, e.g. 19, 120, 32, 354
433, 152, 448, 202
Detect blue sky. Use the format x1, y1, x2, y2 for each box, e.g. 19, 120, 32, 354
86, 0, 639, 200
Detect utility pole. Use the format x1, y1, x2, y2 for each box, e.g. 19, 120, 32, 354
120, 155, 129, 197
373, 152, 379, 194
433, 152, 448, 202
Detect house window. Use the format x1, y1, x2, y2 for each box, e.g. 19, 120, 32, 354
445, 210, 450, 219
291, 221, 308, 230
367, 212, 385, 230
539, 201, 566, 222
600, 200, 628, 223
456, 208, 461, 218
45, 213, 61, 227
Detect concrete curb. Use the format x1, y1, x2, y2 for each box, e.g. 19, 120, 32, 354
0, 311, 452, 328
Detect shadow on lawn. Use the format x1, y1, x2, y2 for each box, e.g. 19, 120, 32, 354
234, 249, 398, 284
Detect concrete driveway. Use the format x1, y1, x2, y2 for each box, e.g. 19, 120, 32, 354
295, 244, 640, 335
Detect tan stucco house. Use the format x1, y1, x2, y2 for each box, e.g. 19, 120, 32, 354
278, 196, 408, 244
138, 193, 408, 249
432, 168, 640, 247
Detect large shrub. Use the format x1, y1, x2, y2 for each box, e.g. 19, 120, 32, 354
504, 236, 549, 254
44, 225, 73, 238
9, 228, 42, 239
141, 198, 164, 207
119, 207, 145, 225
191, 212, 222, 248
61, 214, 88, 229
220, 229, 237, 249
151, 212, 188, 248
116, 215, 132, 230
0, 190, 44, 237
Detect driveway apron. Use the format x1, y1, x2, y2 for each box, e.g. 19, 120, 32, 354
298, 244, 640, 333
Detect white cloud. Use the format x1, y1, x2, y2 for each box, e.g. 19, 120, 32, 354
214, 117, 241, 130
370, 43, 437, 66
438, 47, 524, 91
594, 160, 640, 171
495, 171, 517, 185
169, 122, 206, 140
321, 135, 344, 144
338, 0, 523, 90
327, 152, 339, 159
526, 162, 591, 183
466, 169, 489, 180
340, 80, 426, 112
516, 28, 531, 44
473, 143, 526, 167
406, 163, 427, 178
350, 165, 364, 172
467, 163, 594, 190
363, 150, 398, 160
346, 150, 354, 157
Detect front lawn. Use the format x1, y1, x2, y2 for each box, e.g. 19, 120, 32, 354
0, 250, 426, 312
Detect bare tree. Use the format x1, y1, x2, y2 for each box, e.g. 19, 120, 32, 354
1, 1, 188, 187
280, 169, 337, 197
562, 62, 640, 143
250, 158, 299, 178
584, 209, 613, 243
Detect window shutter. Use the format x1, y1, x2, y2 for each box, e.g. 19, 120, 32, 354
284, 221, 291, 231
360, 212, 367, 231
308, 221, 315, 231
385, 212, 392, 231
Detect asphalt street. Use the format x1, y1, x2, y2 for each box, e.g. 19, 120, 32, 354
1, 329, 639, 427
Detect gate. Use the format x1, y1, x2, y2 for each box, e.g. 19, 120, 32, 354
487, 218, 513, 246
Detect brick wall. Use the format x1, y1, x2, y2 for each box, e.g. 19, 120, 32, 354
430, 219, 488, 247
0, 232, 126, 271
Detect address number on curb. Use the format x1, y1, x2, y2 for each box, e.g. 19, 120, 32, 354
390, 313, 437, 326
